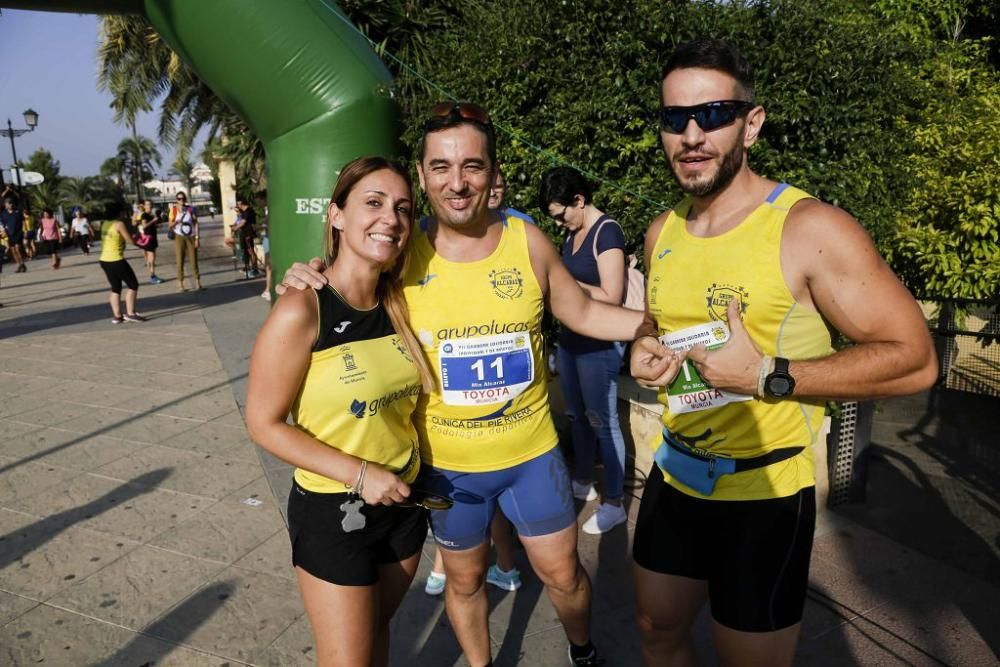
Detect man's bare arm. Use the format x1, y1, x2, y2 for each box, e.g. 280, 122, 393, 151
525, 223, 643, 341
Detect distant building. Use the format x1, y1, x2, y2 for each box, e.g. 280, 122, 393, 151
143, 162, 213, 200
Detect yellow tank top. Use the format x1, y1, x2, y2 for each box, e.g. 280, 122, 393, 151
100, 220, 125, 262
646, 183, 834, 500
403, 216, 557, 472
292, 287, 422, 493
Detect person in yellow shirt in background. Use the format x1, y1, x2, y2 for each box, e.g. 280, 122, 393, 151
21, 207, 36, 260
98, 205, 147, 324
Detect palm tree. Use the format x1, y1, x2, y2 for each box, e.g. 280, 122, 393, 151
59, 177, 101, 215
27, 181, 65, 214
172, 155, 194, 193
116, 135, 161, 202
99, 156, 127, 188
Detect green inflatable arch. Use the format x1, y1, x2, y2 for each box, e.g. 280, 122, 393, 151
0, 0, 400, 286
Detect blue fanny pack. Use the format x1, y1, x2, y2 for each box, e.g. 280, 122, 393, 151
654, 429, 804, 496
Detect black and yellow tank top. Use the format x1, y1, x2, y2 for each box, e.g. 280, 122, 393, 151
402, 216, 557, 472
646, 183, 835, 500
291, 286, 422, 493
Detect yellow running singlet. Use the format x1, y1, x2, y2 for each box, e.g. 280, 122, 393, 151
646, 183, 834, 501
292, 287, 422, 493
403, 216, 557, 472
99, 220, 125, 262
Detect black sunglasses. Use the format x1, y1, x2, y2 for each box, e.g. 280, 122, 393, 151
398, 488, 454, 511
550, 204, 569, 224
425, 101, 493, 130
658, 100, 754, 134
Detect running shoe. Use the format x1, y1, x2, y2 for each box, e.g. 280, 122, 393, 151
486, 564, 522, 592
568, 645, 604, 666
581, 503, 627, 535
572, 480, 598, 501
424, 571, 446, 596
111, 316, 124, 324
150, 275, 163, 285
261, 290, 271, 302
123, 313, 148, 323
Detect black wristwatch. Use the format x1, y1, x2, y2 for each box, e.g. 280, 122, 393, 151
764, 357, 796, 398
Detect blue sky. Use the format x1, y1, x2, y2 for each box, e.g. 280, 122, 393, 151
0, 9, 203, 178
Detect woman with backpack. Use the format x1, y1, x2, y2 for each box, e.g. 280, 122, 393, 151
539, 166, 630, 535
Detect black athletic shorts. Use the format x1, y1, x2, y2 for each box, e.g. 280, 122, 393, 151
287, 480, 427, 586
633, 464, 816, 632
99, 259, 139, 294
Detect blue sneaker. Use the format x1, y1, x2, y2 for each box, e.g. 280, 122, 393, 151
486, 564, 521, 592
150, 275, 163, 285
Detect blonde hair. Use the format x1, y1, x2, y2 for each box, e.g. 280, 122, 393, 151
323, 156, 434, 392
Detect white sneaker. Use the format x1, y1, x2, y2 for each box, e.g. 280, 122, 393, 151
581, 503, 627, 535
424, 571, 446, 596
572, 480, 598, 501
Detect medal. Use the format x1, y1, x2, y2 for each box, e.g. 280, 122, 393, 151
340, 498, 366, 532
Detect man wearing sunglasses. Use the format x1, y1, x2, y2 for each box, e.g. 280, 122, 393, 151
281, 101, 681, 667
629, 38, 937, 666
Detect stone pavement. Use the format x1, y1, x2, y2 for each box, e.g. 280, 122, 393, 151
0, 218, 997, 666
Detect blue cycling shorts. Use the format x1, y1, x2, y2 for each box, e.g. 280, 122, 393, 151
423, 446, 576, 551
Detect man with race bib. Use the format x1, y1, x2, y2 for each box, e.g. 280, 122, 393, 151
281, 102, 681, 667
628, 38, 937, 667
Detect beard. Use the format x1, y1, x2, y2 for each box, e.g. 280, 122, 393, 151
669, 139, 745, 197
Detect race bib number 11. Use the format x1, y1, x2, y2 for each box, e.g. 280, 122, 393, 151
438, 333, 534, 406
659, 322, 753, 414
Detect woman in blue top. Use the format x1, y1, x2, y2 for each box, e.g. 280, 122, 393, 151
539, 166, 629, 535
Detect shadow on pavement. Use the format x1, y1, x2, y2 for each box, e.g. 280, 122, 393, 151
92, 580, 237, 667
0, 469, 172, 570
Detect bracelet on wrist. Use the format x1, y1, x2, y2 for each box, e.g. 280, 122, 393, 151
756, 354, 774, 398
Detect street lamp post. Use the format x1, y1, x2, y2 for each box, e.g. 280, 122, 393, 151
0, 109, 40, 201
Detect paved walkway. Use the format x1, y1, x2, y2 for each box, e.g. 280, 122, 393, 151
0, 219, 996, 666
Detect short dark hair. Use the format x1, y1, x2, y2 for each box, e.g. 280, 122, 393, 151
538, 166, 593, 211
662, 38, 754, 101
236, 197, 248, 206
417, 102, 497, 165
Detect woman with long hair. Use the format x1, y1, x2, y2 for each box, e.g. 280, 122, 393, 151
246, 156, 435, 667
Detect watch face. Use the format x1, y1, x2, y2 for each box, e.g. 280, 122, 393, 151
767, 376, 792, 397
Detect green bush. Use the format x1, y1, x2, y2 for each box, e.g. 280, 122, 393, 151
386, 0, 999, 297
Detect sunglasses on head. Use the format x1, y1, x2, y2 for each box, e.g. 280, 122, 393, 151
658, 100, 754, 134
425, 101, 493, 130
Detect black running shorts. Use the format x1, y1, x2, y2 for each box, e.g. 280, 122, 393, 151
99, 259, 139, 294
286, 481, 427, 586
633, 464, 816, 632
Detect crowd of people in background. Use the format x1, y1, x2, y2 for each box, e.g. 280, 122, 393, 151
0, 186, 271, 313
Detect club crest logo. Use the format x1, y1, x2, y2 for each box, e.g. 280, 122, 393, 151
343, 352, 358, 371
490, 267, 524, 300
704, 283, 749, 322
